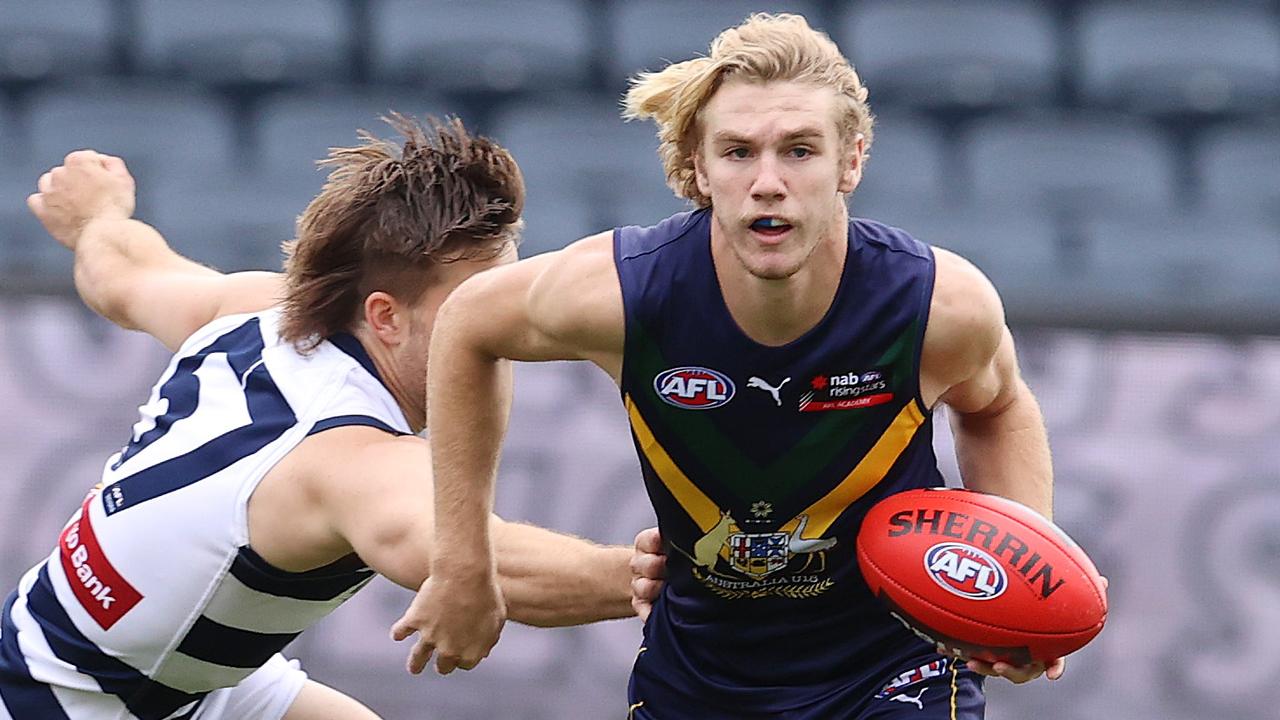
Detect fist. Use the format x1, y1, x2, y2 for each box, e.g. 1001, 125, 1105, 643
630, 527, 666, 622
27, 150, 136, 250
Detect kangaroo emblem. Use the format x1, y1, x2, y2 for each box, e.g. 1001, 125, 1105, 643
746, 376, 790, 406
890, 688, 926, 710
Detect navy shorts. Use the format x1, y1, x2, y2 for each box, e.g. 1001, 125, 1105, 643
628, 653, 984, 719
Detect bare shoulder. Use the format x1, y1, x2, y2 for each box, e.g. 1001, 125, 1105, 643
291, 425, 428, 487
251, 426, 431, 575
446, 231, 623, 371
527, 231, 623, 350
921, 248, 1007, 400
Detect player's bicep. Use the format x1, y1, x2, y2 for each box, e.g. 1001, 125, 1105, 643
924, 248, 1008, 412
126, 270, 284, 352
939, 326, 1019, 416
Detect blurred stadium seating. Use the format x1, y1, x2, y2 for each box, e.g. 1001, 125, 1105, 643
369, 0, 594, 93
0, 0, 117, 83
838, 0, 1060, 110
135, 0, 354, 85
0, 0, 1276, 333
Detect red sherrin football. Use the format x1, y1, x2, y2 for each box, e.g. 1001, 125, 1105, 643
856, 488, 1107, 665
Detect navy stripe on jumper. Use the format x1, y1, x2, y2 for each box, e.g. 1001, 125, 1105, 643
24, 565, 206, 720
230, 546, 373, 602
0, 583, 70, 720
308, 415, 405, 437
176, 616, 300, 670
104, 318, 297, 516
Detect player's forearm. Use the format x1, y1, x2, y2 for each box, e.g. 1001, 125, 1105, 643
73, 218, 197, 329
950, 380, 1053, 519
427, 292, 513, 578
494, 522, 634, 626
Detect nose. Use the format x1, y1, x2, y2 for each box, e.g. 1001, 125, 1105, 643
749, 153, 786, 201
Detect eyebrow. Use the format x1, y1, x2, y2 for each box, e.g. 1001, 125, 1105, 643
710, 128, 826, 144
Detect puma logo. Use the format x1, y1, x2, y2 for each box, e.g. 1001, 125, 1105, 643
747, 376, 790, 406
890, 688, 926, 710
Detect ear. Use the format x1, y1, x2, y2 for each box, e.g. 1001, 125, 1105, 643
694, 145, 712, 198
362, 291, 410, 347
838, 133, 865, 194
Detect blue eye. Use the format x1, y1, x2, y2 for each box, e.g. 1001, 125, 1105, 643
790, 147, 812, 158
727, 147, 750, 159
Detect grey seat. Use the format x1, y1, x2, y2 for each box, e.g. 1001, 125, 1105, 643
838, 0, 1058, 109
1199, 124, 1280, 219
134, 0, 351, 84
253, 89, 451, 198
0, 0, 114, 82
884, 204, 1067, 323
1078, 3, 1280, 115
369, 0, 592, 93
1078, 212, 1280, 328
962, 113, 1177, 214
146, 176, 306, 273
607, 0, 823, 90
0, 161, 65, 281
490, 95, 684, 254
0, 93, 21, 163
28, 82, 239, 198
853, 111, 951, 211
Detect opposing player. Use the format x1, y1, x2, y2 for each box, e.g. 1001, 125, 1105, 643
398, 14, 1064, 719
4, 117, 663, 720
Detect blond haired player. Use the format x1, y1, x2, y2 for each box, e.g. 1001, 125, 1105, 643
396, 14, 1064, 719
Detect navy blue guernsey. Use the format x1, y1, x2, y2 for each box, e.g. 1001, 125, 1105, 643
616, 208, 947, 716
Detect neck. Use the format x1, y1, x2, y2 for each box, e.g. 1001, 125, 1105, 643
711, 209, 849, 347
352, 329, 425, 433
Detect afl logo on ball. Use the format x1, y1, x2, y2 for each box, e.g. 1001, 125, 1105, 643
924, 542, 1007, 601
654, 367, 735, 410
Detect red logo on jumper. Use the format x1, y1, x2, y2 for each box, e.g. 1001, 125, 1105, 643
798, 368, 894, 412
58, 496, 142, 630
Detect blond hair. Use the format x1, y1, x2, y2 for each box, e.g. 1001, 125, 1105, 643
623, 13, 873, 207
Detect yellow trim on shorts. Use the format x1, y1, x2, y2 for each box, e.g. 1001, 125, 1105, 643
950, 662, 959, 720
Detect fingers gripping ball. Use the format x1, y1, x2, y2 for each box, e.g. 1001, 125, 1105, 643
856, 488, 1107, 665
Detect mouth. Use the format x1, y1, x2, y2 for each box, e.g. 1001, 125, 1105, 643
748, 216, 794, 239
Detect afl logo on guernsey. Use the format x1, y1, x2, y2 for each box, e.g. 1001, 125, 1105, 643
924, 542, 1007, 601
654, 367, 735, 410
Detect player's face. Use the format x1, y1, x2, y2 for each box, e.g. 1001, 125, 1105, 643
398, 245, 518, 407
695, 79, 861, 280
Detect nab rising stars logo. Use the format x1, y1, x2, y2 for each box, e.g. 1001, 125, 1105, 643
924, 542, 1007, 600
654, 367, 735, 410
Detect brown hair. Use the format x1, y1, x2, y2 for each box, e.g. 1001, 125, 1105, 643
623, 13, 874, 207
279, 114, 524, 349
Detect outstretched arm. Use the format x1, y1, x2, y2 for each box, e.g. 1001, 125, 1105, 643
28, 150, 282, 351
394, 231, 625, 675
264, 426, 652, 628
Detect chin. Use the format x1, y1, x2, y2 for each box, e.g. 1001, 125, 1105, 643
744, 258, 805, 280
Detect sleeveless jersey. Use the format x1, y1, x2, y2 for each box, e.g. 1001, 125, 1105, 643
616, 209, 945, 715
0, 308, 410, 720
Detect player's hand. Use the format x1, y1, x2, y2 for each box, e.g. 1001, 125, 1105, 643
389, 568, 506, 676
27, 150, 136, 250
630, 527, 666, 622
965, 576, 1106, 684
965, 655, 1065, 684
